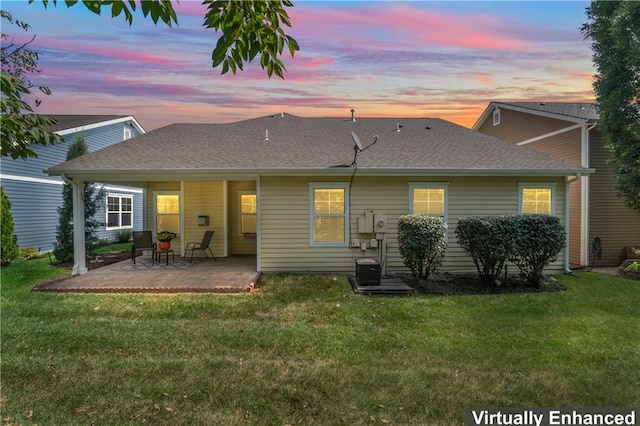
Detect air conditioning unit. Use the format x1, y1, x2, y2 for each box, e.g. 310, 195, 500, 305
355, 258, 380, 286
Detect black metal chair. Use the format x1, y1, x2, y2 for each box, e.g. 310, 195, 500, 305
184, 230, 216, 262
131, 230, 156, 264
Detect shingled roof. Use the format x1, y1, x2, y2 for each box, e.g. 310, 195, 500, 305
47, 113, 589, 178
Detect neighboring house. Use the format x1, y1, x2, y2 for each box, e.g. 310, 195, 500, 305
46, 113, 591, 275
0, 115, 146, 251
473, 102, 640, 267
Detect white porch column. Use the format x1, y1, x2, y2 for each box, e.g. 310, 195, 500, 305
72, 179, 87, 275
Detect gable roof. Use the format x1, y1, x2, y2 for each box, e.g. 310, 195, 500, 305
47, 113, 590, 181
473, 102, 599, 130
44, 115, 145, 135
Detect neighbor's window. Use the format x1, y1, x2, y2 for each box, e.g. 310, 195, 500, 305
155, 193, 180, 234
106, 194, 133, 230
124, 127, 132, 140
240, 192, 257, 234
518, 183, 556, 215
310, 183, 349, 246
493, 108, 501, 126
409, 183, 448, 220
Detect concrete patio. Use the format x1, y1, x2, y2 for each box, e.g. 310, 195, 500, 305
34, 255, 259, 294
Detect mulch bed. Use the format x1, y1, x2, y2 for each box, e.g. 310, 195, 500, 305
398, 273, 567, 296
54, 250, 132, 271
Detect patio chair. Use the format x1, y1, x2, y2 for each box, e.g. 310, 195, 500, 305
184, 230, 216, 262
131, 230, 156, 264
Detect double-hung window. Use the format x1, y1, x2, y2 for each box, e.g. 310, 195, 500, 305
518, 183, 556, 215
409, 183, 448, 220
239, 192, 257, 234
106, 194, 133, 230
155, 192, 180, 234
310, 183, 349, 246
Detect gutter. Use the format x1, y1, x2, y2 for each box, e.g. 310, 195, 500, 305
564, 174, 582, 274
60, 173, 73, 184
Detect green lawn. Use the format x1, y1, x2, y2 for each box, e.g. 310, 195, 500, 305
1, 260, 639, 425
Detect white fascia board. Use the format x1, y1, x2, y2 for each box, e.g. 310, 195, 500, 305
517, 123, 583, 146
471, 102, 498, 130
47, 167, 595, 182
55, 116, 145, 136
485, 103, 589, 124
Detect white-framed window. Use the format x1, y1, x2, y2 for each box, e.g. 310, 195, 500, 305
154, 192, 181, 234
493, 107, 501, 126
409, 183, 449, 221
309, 182, 349, 247
123, 127, 132, 140
106, 194, 133, 230
239, 191, 257, 234
518, 183, 556, 215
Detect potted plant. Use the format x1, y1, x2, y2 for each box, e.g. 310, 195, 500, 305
157, 231, 176, 251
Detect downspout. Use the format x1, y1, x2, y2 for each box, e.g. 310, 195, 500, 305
580, 121, 598, 265
61, 173, 73, 184
565, 174, 582, 273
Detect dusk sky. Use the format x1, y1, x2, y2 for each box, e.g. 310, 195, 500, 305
4, 1, 596, 131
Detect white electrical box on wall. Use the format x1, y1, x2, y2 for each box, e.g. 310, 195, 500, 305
351, 238, 360, 248
374, 214, 387, 232
358, 216, 367, 233
369, 238, 378, 248
365, 210, 374, 233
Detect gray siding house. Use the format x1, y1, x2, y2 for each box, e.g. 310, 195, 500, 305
474, 102, 640, 267
46, 113, 592, 276
0, 115, 145, 251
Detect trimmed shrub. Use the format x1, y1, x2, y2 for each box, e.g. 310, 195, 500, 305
397, 214, 447, 280
456, 216, 515, 286
1, 186, 19, 266
19, 246, 42, 260
510, 215, 566, 287
115, 229, 132, 243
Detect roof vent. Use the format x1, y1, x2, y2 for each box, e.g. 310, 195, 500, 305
281, 112, 285, 117
350, 109, 356, 122
396, 122, 402, 132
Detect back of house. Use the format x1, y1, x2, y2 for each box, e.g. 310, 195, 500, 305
0, 115, 146, 252
474, 102, 640, 267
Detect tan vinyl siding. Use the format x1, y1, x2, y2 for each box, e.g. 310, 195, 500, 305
588, 131, 640, 265
228, 181, 257, 255
524, 130, 582, 266
479, 114, 583, 266
260, 176, 566, 274
183, 181, 224, 258
477, 108, 576, 143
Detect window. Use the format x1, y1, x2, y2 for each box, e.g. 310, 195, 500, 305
239, 192, 257, 234
123, 127, 132, 140
106, 194, 133, 230
518, 183, 556, 215
155, 193, 180, 234
493, 107, 500, 126
310, 183, 349, 246
409, 183, 448, 220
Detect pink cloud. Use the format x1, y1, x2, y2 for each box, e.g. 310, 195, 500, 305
35, 38, 175, 66
289, 4, 532, 51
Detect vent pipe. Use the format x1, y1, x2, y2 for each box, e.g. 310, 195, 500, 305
265, 129, 269, 141
350, 109, 356, 122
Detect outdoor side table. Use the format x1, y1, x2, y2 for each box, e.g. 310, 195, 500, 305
154, 249, 175, 265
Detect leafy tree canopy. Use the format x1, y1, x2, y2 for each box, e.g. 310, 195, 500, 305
1, 10, 63, 160
32, 0, 300, 79
582, 0, 640, 212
